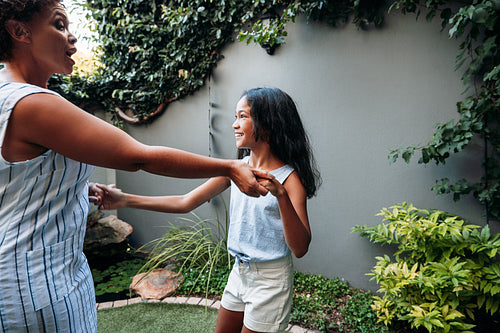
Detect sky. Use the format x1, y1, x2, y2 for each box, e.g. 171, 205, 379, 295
66, 0, 97, 55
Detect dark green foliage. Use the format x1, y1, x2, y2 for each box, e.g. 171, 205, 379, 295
294, 271, 351, 299
291, 271, 348, 331
175, 265, 231, 296
340, 291, 389, 333
291, 271, 391, 332
91, 258, 145, 296
49, 0, 386, 124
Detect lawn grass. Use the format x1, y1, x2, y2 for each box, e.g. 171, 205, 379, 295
97, 302, 290, 333
97, 302, 218, 333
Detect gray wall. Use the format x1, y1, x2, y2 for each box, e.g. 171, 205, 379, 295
94, 12, 497, 291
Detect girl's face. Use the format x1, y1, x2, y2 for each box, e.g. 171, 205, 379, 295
233, 96, 256, 149
26, 2, 77, 75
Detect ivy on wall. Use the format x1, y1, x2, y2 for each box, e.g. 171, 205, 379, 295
48, 0, 499, 221
386, 0, 499, 222
50, 0, 386, 124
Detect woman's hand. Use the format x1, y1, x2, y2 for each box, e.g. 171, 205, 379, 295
230, 160, 273, 197
88, 182, 104, 206
94, 184, 128, 210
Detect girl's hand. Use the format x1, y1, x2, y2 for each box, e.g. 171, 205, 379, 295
95, 184, 128, 210
258, 178, 286, 198
230, 160, 272, 197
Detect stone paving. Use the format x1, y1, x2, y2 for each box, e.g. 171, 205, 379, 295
97, 296, 320, 333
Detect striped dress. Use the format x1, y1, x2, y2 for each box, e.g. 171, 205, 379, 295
0, 82, 97, 332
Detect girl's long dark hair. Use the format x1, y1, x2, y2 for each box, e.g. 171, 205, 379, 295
238, 87, 321, 198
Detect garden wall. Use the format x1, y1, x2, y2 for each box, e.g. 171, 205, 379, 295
92, 10, 498, 291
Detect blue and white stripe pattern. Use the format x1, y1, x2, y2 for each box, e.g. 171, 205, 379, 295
0, 82, 96, 332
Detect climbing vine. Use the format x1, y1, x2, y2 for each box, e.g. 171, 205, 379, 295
49, 0, 499, 221
49, 0, 386, 124
387, 0, 500, 221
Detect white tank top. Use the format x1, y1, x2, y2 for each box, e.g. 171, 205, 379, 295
228, 156, 294, 263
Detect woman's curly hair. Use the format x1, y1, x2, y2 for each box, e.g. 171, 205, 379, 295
0, 0, 61, 61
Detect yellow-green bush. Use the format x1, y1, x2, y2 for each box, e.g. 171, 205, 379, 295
353, 202, 500, 333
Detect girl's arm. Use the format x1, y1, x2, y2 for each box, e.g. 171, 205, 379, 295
259, 173, 311, 258
4, 94, 270, 197
97, 177, 230, 214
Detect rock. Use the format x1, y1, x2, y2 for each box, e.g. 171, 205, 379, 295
87, 210, 104, 228
84, 215, 134, 269
85, 215, 133, 247
130, 269, 181, 300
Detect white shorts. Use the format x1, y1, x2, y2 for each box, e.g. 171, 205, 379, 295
220, 255, 294, 333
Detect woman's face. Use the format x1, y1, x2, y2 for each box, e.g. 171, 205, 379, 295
26, 2, 77, 75
233, 96, 256, 149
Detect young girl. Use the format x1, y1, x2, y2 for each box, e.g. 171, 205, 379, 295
99, 87, 321, 333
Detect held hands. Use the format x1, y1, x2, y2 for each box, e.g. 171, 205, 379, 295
257, 177, 286, 198
230, 160, 273, 197
92, 183, 128, 210
88, 182, 104, 207
89, 161, 272, 210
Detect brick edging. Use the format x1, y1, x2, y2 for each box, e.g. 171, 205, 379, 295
96, 296, 319, 333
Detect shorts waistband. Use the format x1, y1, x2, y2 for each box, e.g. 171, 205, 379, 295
235, 255, 292, 269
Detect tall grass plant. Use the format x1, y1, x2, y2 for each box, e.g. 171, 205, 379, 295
138, 214, 231, 298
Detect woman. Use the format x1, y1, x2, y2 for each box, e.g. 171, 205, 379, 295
0, 1, 270, 331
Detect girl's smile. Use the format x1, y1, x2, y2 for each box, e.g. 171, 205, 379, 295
233, 96, 255, 149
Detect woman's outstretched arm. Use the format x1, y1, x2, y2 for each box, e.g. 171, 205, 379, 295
4, 93, 271, 197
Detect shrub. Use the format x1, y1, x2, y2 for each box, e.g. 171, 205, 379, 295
291, 271, 350, 331
352, 202, 500, 333
291, 271, 390, 333
340, 291, 389, 333
176, 265, 231, 296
